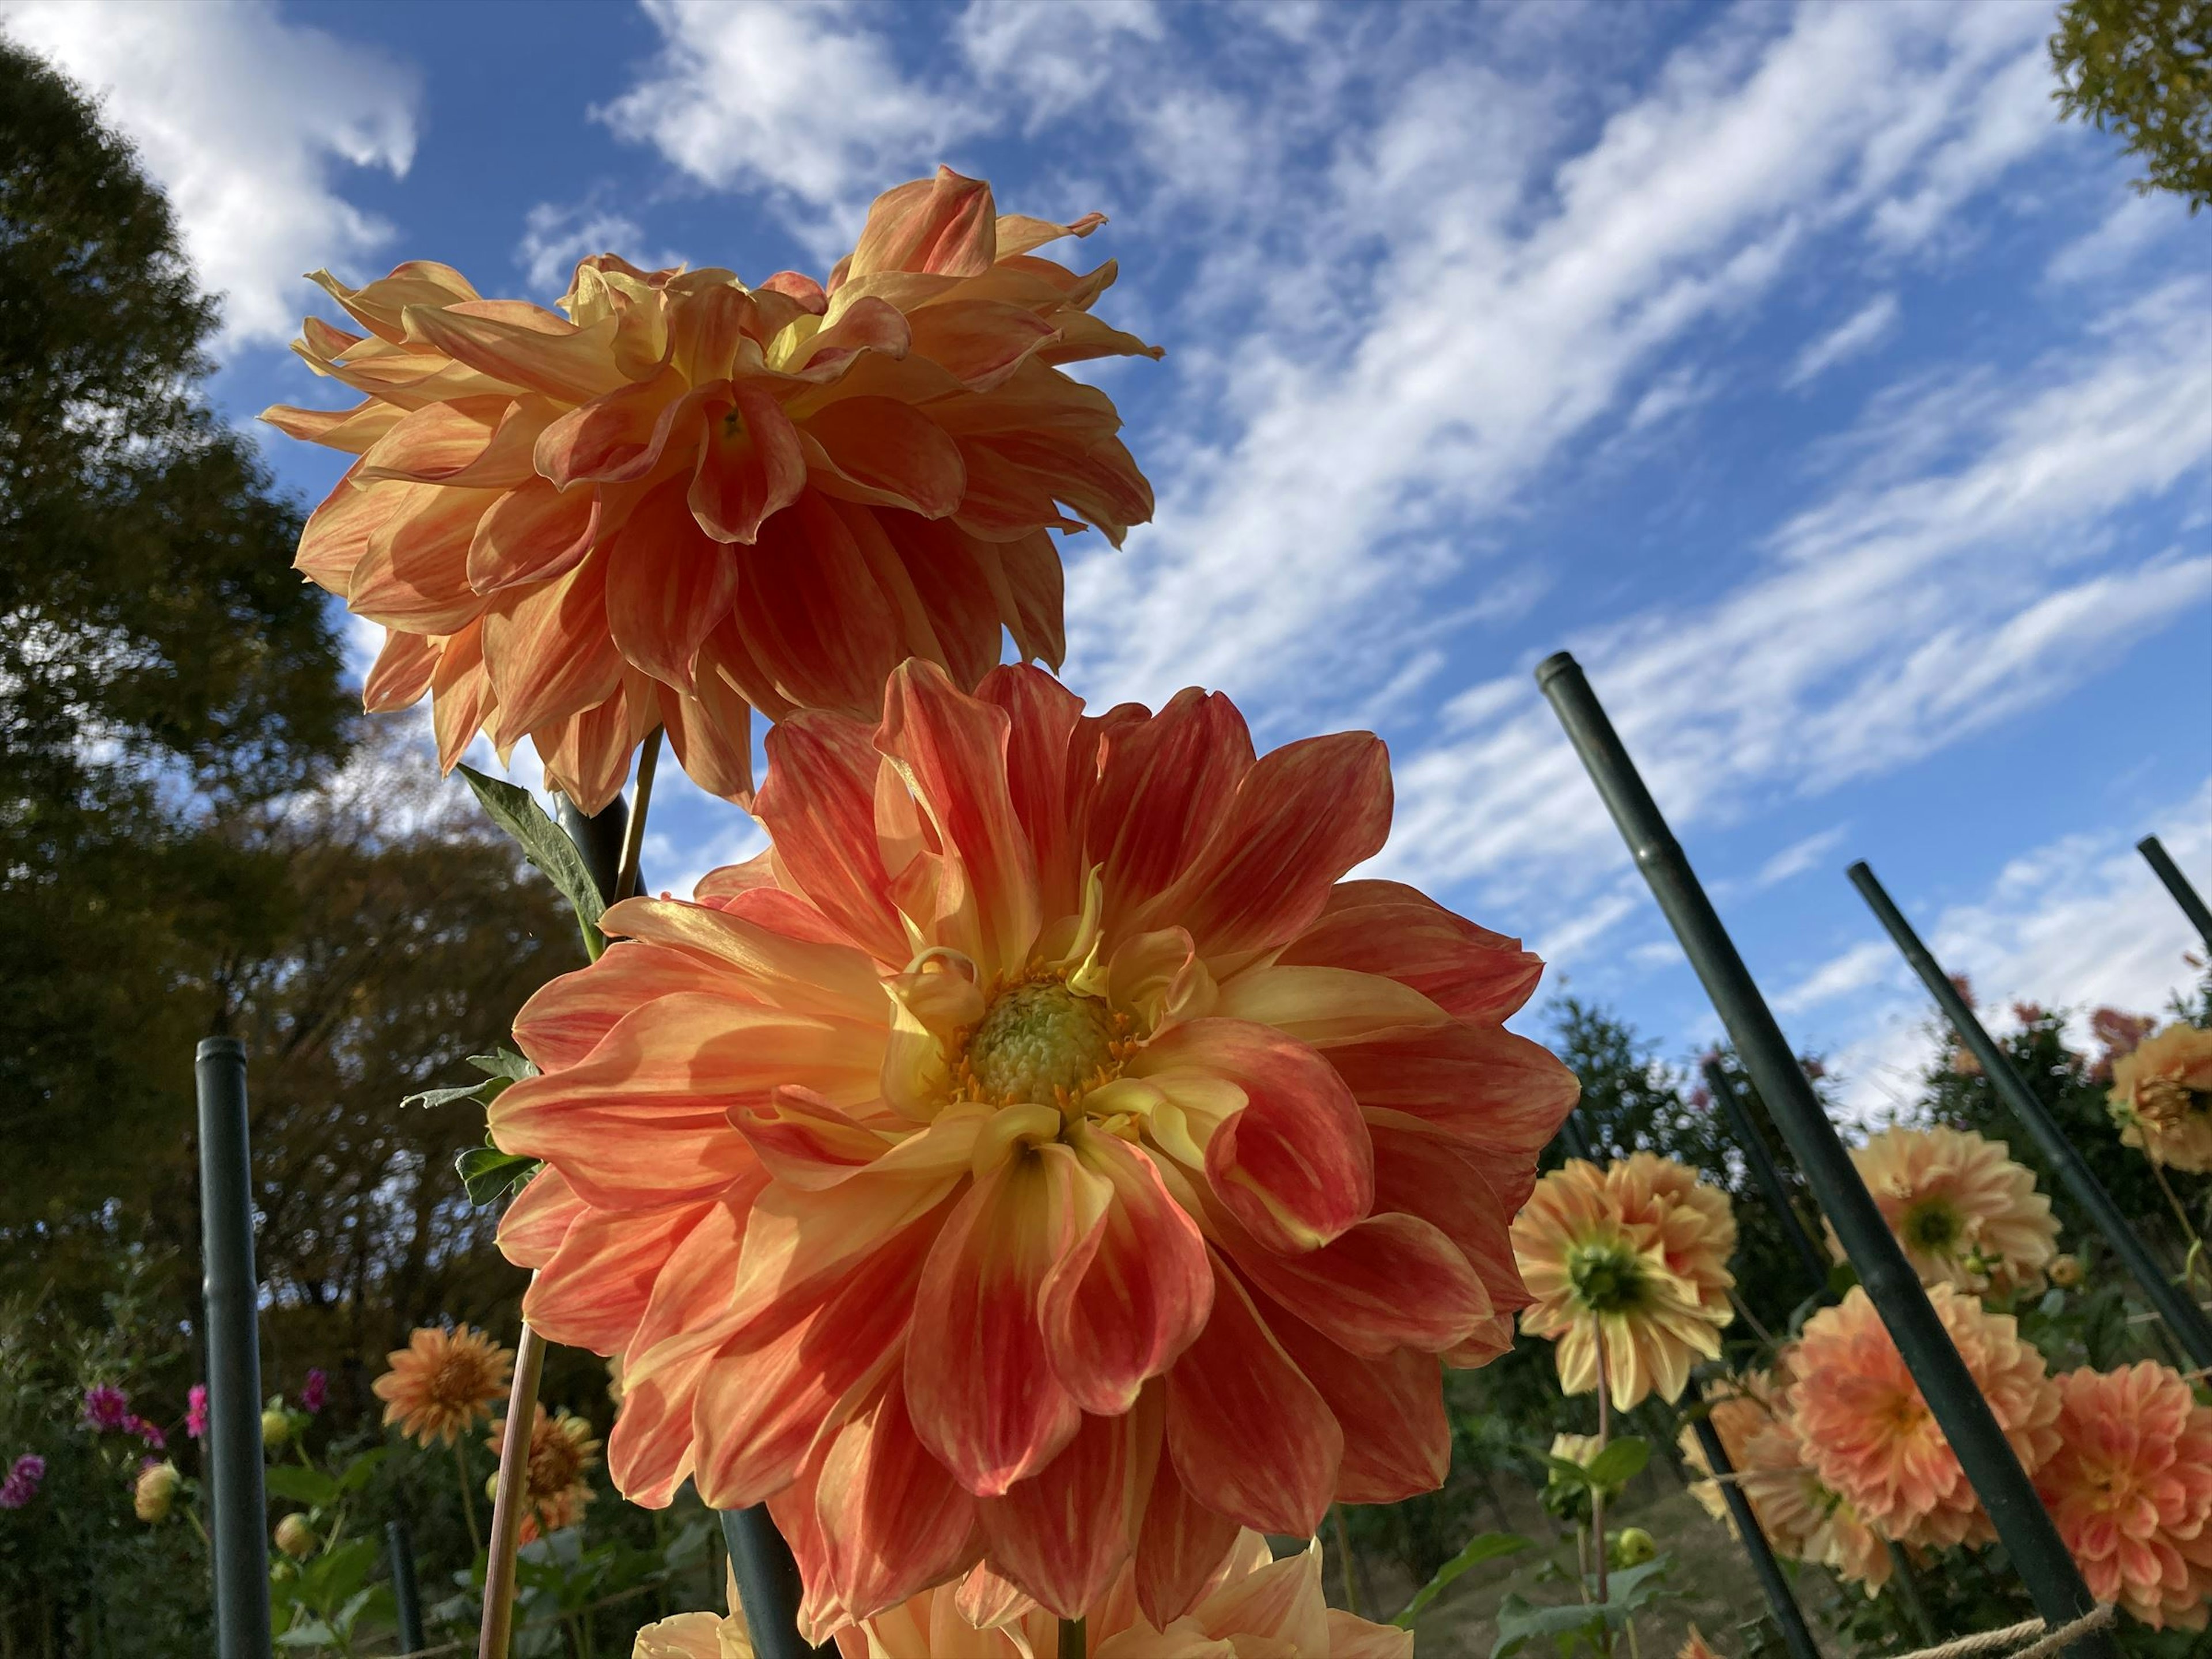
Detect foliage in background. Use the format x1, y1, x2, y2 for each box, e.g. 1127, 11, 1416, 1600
2052, 0, 2212, 211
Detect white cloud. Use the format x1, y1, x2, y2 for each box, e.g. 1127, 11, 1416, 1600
1, 0, 419, 348
1785, 293, 1900, 389
955, 0, 1163, 121
2046, 188, 2186, 286
1755, 825, 1851, 889
515, 202, 688, 296
596, 0, 974, 256
1774, 940, 1897, 1016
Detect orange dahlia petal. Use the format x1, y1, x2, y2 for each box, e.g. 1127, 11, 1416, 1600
976, 1407, 1138, 1618
815, 1377, 981, 1624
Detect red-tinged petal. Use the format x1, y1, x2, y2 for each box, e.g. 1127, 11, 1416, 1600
791, 294, 911, 377
734, 1091, 895, 1190
1325, 1023, 1580, 1158
817, 1377, 980, 1624
757, 711, 908, 964
993, 210, 1104, 259
537, 679, 646, 814
481, 544, 626, 734
1087, 689, 1254, 937
1164, 1253, 1340, 1535
605, 478, 741, 690
993, 529, 1066, 670
1137, 732, 1391, 962
868, 512, 1006, 691
524, 1199, 710, 1353
800, 396, 965, 518
1133, 1439, 1243, 1631
1262, 1302, 1449, 1503
467, 476, 601, 594
348, 482, 491, 633
535, 365, 691, 487
1212, 964, 1449, 1048
758, 270, 827, 313
259, 397, 402, 453
907, 1145, 1092, 1497
849, 166, 997, 281
297, 468, 400, 593
404, 300, 627, 402
1040, 1130, 1211, 1415
606, 1344, 704, 1506
975, 663, 1088, 918
1368, 1115, 1530, 1314
878, 660, 1041, 974
1137, 1018, 1372, 1254
362, 628, 438, 712
736, 491, 901, 714
658, 668, 755, 802
508, 944, 738, 1074
1194, 1544, 1329, 1654
1279, 880, 1545, 1022
623, 1188, 758, 1373
491, 992, 867, 1208
906, 299, 1056, 393
1444, 1314, 1516, 1369
355, 397, 533, 488
691, 380, 808, 544
1220, 1209, 1490, 1359
978, 1409, 1135, 1619
496, 1166, 586, 1269
430, 620, 492, 771
664, 283, 759, 386
310, 260, 480, 342
600, 895, 884, 1021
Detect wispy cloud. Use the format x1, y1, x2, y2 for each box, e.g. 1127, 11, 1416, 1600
1755, 825, 1851, 889
1785, 293, 1900, 389
515, 202, 687, 295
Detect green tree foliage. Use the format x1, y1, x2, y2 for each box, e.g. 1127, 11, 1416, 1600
0, 37, 353, 1210
2052, 0, 2212, 212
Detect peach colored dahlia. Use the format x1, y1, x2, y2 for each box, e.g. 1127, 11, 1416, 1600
2037, 1361, 2212, 1630
2110, 1023, 2212, 1174
1786, 1284, 2058, 1552
263, 168, 1159, 811
490, 660, 1576, 1637
1511, 1154, 1735, 1409
371, 1323, 513, 1447
486, 1406, 601, 1544
632, 1533, 1410, 1659
1832, 1126, 2059, 1297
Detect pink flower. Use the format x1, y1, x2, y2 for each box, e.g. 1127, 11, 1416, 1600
186, 1385, 209, 1441
81, 1384, 129, 1433
0, 1455, 44, 1509
299, 1370, 328, 1415
126, 1415, 166, 1451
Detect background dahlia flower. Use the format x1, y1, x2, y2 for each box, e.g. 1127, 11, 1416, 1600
490, 660, 1576, 1635
372, 1323, 514, 1447
485, 1405, 601, 1544
2036, 1361, 2212, 1630
2109, 1023, 2212, 1173
1830, 1126, 2059, 1297
1785, 1284, 2058, 1551
1510, 1153, 1735, 1408
632, 1533, 1410, 1659
264, 167, 1159, 811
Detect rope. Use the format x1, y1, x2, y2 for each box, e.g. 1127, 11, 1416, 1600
1889, 1604, 2114, 1659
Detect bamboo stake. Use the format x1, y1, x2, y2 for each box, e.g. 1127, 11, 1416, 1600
2139, 835, 2212, 953
1700, 1059, 1830, 1297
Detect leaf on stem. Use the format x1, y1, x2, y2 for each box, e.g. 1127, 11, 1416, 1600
457, 764, 608, 957
1393, 1531, 1534, 1627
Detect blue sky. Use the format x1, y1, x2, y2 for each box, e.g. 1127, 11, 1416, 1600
10, 0, 2207, 1115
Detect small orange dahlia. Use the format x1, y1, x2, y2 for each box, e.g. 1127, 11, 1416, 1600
631, 1532, 1410, 1659
1677, 1630, 1720, 1659
488, 660, 1576, 1635
2111, 1024, 2212, 1174
1786, 1284, 2058, 1551
264, 166, 1160, 810
371, 1323, 513, 1447
1834, 1126, 2059, 1297
1511, 1154, 1736, 1409
2037, 1361, 2212, 1630
486, 1406, 601, 1545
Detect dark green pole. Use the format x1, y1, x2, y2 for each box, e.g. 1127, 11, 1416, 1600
1700, 1059, 1830, 1297
386, 1517, 425, 1654
1533, 652, 2114, 1657
1558, 1113, 1594, 1161
554, 796, 627, 910
2139, 835, 2212, 953
1849, 861, 2212, 1370
719, 1509, 829, 1658
1687, 1406, 1820, 1659
196, 1036, 272, 1659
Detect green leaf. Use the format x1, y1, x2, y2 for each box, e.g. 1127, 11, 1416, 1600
457, 763, 607, 957
468, 1047, 539, 1082
1540, 1453, 1594, 1486
400, 1081, 494, 1111
1393, 1531, 1533, 1627
262, 1465, 339, 1508
276, 1619, 335, 1647
334, 1445, 388, 1493
1582, 1436, 1649, 1490
457, 1143, 540, 1207
1493, 1593, 1602, 1658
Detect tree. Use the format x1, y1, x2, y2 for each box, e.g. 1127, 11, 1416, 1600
0, 37, 352, 1210
2052, 0, 2212, 213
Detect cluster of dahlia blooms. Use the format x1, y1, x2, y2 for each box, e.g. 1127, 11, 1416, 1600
486, 1406, 601, 1544
1834, 1127, 2058, 1297
2109, 1022, 2212, 1173
1510, 1153, 1736, 1409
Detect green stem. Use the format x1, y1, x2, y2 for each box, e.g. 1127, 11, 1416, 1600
1330, 1503, 1361, 1616
615, 728, 662, 903
454, 1438, 484, 1559
1592, 1322, 1612, 1659
1058, 1616, 1086, 1659
479, 1321, 546, 1659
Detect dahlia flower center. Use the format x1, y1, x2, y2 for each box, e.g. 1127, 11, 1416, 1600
2137, 1078, 2207, 1130
962, 980, 1122, 1109
1903, 1199, 1963, 1253
1566, 1241, 1649, 1316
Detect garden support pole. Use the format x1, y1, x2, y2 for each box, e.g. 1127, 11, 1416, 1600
719, 1509, 830, 1658
1849, 862, 2212, 1370
196, 1035, 272, 1659
387, 1518, 426, 1655
1700, 1059, 1830, 1298
2138, 834, 2212, 953
1534, 652, 2115, 1658
1686, 1406, 1820, 1659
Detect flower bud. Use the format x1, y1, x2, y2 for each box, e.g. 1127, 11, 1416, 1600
1611, 1526, 1657, 1567
2049, 1253, 2082, 1289
274, 1513, 317, 1558
260, 1408, 292, 1448
133, 1460, 180, 1523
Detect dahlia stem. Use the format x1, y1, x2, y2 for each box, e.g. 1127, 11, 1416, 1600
1590, 1323, 1612, 1659
1057, 1617, 1085, 1659
614, 728, 662, 903
1330, 1504, 1361, 1615
478, 1321, 545, 1659
453, 1437, 483, 1559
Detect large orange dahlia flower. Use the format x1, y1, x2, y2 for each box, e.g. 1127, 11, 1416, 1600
1786, 1284, 2059, 1551
2110, 1023, 2212, 1174
1511, 1154, 1735, 1409
264, 168, 1159, 811
1834, 1127, 2059, 1297
489, 660, 1576, 1635
2037, 1362, 2212, 1630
